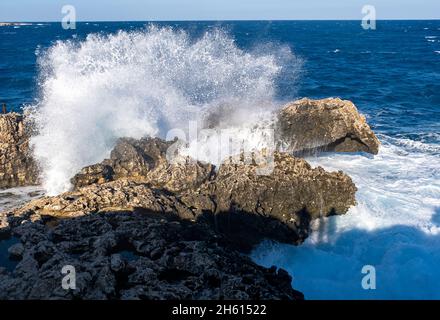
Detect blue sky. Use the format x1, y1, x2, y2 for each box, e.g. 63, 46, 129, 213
1, 0, 439, 21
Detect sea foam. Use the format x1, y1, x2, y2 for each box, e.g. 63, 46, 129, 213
251, 135, 440, 299
29, 25, 299, 195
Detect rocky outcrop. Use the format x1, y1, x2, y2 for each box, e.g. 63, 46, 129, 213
0, 96, 380, 300
9, 179, 199, 220
0, 113, 39, 188
0, 212, 10, 238
207, 152, 356, 219
198, 152, 356, 249
0, 211, 303, 300
6, 146, 356, 251
0, 97, 379, 190
72, 137, 215, 193
278, 98, 380, 154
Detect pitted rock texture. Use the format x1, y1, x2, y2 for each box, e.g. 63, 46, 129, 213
0, 211, 303, 300
71, 137, 215, 193
197, 151, 357, 249
0, 113, 39, 188
278, 98, 380, 154
6, 148, 356, 251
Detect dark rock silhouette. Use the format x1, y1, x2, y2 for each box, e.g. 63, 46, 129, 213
0, 210, 303, 300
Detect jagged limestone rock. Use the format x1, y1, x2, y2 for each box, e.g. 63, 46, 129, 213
6, 149, 356, 250
278, 98, 380, 154
71, 137, 215, 193
0, 113, 39, 188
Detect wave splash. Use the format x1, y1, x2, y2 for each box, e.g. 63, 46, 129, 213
251, 135, 440, 299
28, 26, 300, 195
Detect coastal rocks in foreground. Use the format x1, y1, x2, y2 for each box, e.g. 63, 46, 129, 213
278, 98, 380, 154
8, 145, 357, 251
199, 152, 356, 249
0, 211, 303, 300
0, 96, 378, 300
9, 179, 200, 220
0, 113, 39, 188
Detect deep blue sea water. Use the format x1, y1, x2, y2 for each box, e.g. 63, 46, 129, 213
1, 21, 439, 142
1, 21, 439, 299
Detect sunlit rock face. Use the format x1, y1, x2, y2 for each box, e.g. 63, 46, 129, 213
278, 98, 380, 155
0, 113, 39, 189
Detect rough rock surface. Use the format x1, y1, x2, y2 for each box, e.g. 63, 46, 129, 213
197, 152, 357, 249
0, 212, 10, 237
0, 97, 374, 300
9, 179, 199, 220
72, 137, 215, 193
0, 211, 303, 300
278, 98, 380, 154
0, 97, 379, 190
208, 152, 356, 218
0, 113, 39, 188
7, 148, 356, 251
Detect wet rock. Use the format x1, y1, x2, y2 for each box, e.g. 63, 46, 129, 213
0, 113, 39, 188
0, 213, 10, 237
8, 243, 24, 259
278, 98, 380, 154
7, 147, 357, 252
211, 151, 356, 218
10, 179, 196, 220
71, 137, 214, 193
198, 151, 357, 250
110, 254, 125, 272
71, 164, 114, 188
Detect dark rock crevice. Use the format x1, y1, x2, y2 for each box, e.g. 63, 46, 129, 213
0, 211, 304, 300
291, 133, 373, 157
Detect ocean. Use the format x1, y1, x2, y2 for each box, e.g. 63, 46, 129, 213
1, 20, 439, 299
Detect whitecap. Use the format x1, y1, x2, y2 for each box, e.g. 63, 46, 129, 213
0, 186, 45, 211
252, 136, 440, 299
28, 25, 301, 195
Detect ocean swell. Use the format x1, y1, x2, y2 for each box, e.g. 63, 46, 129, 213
251, 135, 440, 299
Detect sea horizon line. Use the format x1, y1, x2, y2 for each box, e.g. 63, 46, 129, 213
1, 18, 439, 23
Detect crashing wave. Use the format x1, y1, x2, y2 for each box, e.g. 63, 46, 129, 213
28, 25, 301, 195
